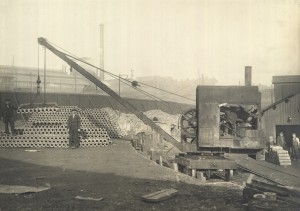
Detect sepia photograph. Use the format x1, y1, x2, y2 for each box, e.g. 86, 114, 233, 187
0, 0, 300, 210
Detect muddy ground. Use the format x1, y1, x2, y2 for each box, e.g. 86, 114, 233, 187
0, 139, 247, 211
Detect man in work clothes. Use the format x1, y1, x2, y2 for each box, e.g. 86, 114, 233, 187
291, 133, 300, 160
3, 99, 17, 135
276, 132, 286, 150
67, 109, 81, 148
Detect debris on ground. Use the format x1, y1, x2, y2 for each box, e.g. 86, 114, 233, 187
142, 188, 178, 202
243, 178, 300, 209
0, 184, 50, 194
35, 176, 46, 180
74, 195, 104, 201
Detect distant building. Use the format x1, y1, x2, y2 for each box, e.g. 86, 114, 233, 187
0, 65, 99, 94
261, 75, 300, 148
273, 75, 300, 101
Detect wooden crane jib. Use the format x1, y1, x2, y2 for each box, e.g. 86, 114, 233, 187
37, 37, 182, 150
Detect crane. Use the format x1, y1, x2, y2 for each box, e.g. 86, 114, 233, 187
37, 37, 181, 150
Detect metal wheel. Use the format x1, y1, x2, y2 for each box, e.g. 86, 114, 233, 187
180, 109, 197, 138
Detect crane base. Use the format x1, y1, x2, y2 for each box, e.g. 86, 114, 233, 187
175, 152, 237, 181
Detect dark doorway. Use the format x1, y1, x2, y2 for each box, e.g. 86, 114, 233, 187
276, 125, 300, 148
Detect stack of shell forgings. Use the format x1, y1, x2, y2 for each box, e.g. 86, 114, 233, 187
0, 106, 112, 148
5, 106, 70, 148
0, 129, 24, 136
17, 107, 60, 114
0, 135, 69, 148
80, 128, 111, 147
80, 108, 127, 138
28, 113, 68, 126
266, 146, 291, 166
57, 107, 112, 147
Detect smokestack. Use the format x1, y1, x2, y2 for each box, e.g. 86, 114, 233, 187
245, 66, 252, 86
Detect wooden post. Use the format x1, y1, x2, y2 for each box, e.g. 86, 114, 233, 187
196, 171, 206, 182
172, 163, 179, 172
159, 156, 163, 166
191, 169, 196, 178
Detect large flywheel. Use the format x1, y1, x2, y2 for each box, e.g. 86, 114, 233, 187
180, 108, 197, 138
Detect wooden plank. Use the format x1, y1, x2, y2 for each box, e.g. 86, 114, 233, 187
142, 189, 178, 202
228, 154, 300, 188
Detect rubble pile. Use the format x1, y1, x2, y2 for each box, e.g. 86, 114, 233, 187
117, 109, 181, 141
266, 146, 291, 166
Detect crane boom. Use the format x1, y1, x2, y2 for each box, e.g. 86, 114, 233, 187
38, 37, 181, 150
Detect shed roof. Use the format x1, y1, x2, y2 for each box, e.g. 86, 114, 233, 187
261, 90, 300, 114
273, 75, 300, 84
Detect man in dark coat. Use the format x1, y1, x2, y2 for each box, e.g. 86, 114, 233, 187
3, 99, 17, 135
276, 132, 286, 150
291, 133, 300, 160
67, 109, 81, 148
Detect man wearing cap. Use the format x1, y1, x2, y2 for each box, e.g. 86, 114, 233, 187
67, 109, 81, 149
3, 99, 17, 135
291, 133, 300, 160
276, 132, 286, 150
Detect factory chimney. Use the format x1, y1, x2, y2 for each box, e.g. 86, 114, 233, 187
245, 66, 252, 86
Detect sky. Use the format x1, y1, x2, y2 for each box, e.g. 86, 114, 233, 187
0, 0, 300, 85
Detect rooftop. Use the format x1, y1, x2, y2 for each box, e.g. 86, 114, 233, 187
272, 75, 300, 84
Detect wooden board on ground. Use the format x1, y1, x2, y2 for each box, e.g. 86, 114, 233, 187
228, 154, 300, 188
142, 189, 178, 202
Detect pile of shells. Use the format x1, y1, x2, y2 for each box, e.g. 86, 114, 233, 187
0, 106, 121, 148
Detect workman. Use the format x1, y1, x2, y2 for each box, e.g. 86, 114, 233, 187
220, 113, 228, 135
291, 133, 300, 160
3, 99, 17, 135
67, 109, 81, 149
224, 109, 238, 135
276, 132, 286, 150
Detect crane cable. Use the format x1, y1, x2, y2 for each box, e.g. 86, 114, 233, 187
115, 76, 183, 114
66, 52, 193, 110
47, 41, 187, 113
47, 40, 195, 102
37, 43, 41, 93
136, 81, 195, 102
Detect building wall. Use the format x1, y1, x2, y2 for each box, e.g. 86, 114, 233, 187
274, 83, 300, 102
261, 92, 300, 138
0, 92, 193, 118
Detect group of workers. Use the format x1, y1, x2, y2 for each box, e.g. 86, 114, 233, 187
276, 132, 300, 160
2, 98, 81, 149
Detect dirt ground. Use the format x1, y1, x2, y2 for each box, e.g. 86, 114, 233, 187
0, 139, 246, 211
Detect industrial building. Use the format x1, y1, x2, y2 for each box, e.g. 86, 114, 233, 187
261, 75, 300, 147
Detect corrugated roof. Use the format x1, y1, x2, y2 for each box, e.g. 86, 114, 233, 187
272, 75, 300, 84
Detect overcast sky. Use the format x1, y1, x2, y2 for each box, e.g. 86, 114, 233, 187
0, 0, 299, 85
